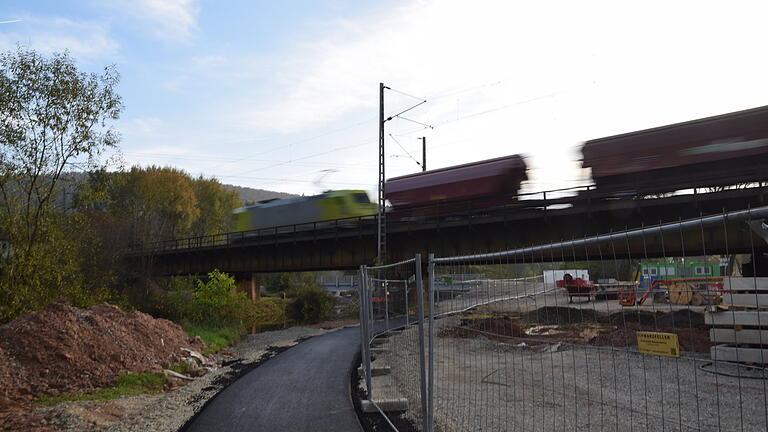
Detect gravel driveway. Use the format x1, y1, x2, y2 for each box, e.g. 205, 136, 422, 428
386, 317, 768, 432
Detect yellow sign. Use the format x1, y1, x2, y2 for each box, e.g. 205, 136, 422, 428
636, 331, 680, 358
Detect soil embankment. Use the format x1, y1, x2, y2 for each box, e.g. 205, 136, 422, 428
0, 300, 202, 411
440, 306, 711, 352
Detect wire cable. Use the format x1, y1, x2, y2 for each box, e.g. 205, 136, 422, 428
388, 134, 422, 169
386, 86, 427, 102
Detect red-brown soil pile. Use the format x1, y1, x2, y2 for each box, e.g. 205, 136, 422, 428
0, 300, 201, 411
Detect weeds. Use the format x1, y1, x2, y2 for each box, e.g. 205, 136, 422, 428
34, 373, 169, 406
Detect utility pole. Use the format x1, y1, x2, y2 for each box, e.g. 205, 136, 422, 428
377, 83, 386, 260
421, 137, 426, 172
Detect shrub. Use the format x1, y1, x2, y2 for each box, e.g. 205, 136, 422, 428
286, 285, 335, 324
187, 270, 252, 327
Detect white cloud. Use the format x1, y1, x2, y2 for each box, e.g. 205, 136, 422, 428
0, 17, 118, 60
115, 0, 200, 42
216, 0, 768, 192
162, 74, 191, 92
192, 55, 226, 69
126, 117, 163, 135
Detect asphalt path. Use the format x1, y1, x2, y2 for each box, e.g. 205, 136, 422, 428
184, 326, 364, 432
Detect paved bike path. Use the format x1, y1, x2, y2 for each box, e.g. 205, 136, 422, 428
184, 326, 364, 432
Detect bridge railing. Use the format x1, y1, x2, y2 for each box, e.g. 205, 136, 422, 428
361, 205, 768, 431
130, 214, 379, 253
129, 181, 768, 255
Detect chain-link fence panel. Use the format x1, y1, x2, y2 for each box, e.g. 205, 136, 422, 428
359, 256, 429, 431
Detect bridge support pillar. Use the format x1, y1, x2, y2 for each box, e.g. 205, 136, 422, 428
236, 273, 261, 302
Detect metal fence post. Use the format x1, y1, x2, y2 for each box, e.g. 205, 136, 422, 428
405, 279, 410, 327
367, 268, 375, 343
414, 254, 429, 432
359, 266, 373, 400
427, 253, 435, 432
384, 280, 390, 331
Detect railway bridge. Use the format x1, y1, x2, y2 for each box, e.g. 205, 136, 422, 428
131, 185, 768, 283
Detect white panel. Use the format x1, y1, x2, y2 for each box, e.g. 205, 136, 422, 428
705, 311, 768, 326
710, 328, 768, 345
723, 277, 768, 291
711, 345, 768, 364
722, 293, 768, 307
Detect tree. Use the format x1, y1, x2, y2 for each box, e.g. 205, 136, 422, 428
191, 177, 241, 237
0, 47, 122, 322
107, 166, 199, 244
0, 47, 121, 252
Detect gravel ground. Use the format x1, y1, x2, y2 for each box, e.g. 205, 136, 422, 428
385, 316, 768, 432
11, 326, 333, 432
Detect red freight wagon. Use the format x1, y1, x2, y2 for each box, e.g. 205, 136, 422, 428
582, 105, 768, 194
385, 154, 527, 211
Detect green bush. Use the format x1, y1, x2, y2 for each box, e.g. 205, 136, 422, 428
154, 270, 292, 329
286, 285, 335, 324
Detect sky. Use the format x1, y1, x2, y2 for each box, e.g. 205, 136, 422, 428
2, 0, 768, 197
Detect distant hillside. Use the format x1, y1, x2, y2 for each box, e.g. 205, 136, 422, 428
223, 184, 298, 205
49, 173, 297, 209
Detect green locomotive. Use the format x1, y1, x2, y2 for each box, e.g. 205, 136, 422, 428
232, 189, 377, 232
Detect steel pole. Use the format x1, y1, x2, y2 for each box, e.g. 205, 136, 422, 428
384, 280, 390, 331
414, 254, 429, 432
377, 82, 386, 259
427, 253, 435, 432
405, 279, 410, 327
360, 266, 374, 399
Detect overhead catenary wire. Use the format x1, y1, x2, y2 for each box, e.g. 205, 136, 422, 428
207, 117, 378, 170
206, 87, 427, 171
385, 86, 427, 102
388, 133, 422, 169
232, 139, 375, 176
215, 174, 375, 187
385, 99, 427, 122
129, 80, 559, 194
395, 115, 433, 129
124, 151, 376, 169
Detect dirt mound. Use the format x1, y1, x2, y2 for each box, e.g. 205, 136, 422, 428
444, 307, 711, 352
521, 306, 604, 325
605, 310, 663, 325
0, 300, 202, 411
590, 322, 711, 352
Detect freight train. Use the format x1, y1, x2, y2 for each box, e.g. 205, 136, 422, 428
232, 104, 768, 232
582, 104, 768, 194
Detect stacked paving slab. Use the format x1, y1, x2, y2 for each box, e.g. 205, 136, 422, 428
707, 277, 768, 363
359, 331, 409, 413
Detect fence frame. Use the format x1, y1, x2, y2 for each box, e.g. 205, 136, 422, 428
359, 256, 430, 431
357, 204, 768, 431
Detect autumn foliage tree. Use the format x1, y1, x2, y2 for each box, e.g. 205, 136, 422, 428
191, 176, 241, 237
0, 47, 243, 324
0, 47, 122, 322
92, 166, 241, 245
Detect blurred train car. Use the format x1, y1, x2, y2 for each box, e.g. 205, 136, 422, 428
385, 154, 527, 214
582, 105, 768, 195
232, 189, 376, 232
